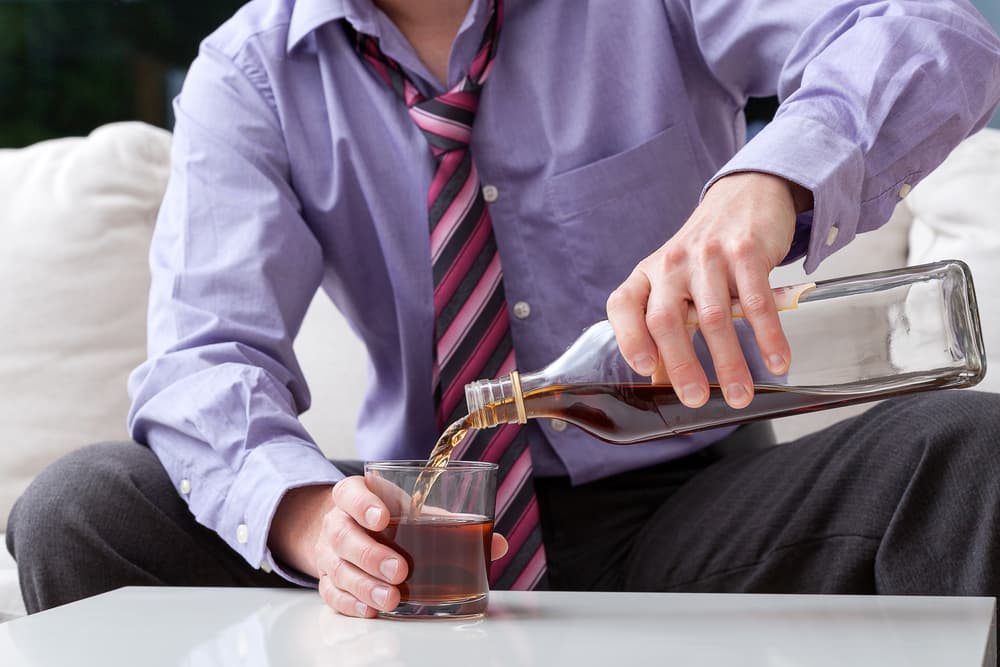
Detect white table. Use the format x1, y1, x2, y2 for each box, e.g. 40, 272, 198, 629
0, 587, 994, 666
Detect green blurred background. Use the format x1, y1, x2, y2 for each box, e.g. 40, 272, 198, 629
0, 0, 244, 148
1, 0, 998, 149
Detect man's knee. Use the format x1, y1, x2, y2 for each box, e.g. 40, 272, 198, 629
7, 442, 165, 563
844, 390, 1000, 491
885, 390, 1000, 452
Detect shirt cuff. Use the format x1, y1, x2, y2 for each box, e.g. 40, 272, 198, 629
219, 440, 345, 586
702, 114, 865, 273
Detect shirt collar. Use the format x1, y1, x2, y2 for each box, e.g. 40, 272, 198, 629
287, 0, 379, 53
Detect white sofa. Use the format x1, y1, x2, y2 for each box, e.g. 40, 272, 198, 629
1, 123, 998, 621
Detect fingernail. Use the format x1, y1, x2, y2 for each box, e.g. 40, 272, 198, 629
681, 384, 706, 406
726, 383, 748, 406
365, 506, 383, 528
372, 586, 390, 608
769, 354, 787, 373
633, 354, 656, 376
380, 558, 399, 580
355, 601, 369, 616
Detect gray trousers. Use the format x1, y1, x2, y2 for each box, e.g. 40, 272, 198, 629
8, 391, 1000, 614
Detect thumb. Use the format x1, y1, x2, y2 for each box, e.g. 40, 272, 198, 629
490, 533, 509, 561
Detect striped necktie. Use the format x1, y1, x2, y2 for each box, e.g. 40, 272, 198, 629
344, 1, 547, 590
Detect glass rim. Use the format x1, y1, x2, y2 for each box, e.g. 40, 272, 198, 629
364, 460, 498, 472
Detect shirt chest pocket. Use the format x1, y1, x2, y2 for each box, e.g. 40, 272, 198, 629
543, 124, 705, 322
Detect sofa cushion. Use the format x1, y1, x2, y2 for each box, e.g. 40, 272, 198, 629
0, 533, 24, 621
0, 123, 370, 534
0, 123, 171, 531
906, 128, 1000, 392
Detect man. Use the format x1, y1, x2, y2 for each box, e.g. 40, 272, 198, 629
8, 0, 1000, 619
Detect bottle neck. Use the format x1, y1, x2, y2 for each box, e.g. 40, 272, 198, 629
464, 371, 528, 428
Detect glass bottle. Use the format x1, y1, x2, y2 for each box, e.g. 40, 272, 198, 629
464, 260, 986, 443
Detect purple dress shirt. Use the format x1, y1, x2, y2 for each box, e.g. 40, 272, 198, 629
127, 0, 1000, 579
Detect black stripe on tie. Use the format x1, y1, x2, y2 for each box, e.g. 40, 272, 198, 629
428, 151, 473, 228
432, 196, 486, 285
436, 276, 505, 370
416, 98, 476, 128
435, 238, 499, 337
438, 298, 506, 394
420, 130, 466, 154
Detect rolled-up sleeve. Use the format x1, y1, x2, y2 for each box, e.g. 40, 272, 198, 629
689, 0, 1000, 271
127, 39, 344, 583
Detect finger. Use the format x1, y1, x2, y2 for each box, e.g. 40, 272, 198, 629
331, 580, 378, 618
320, 573, 376, 618
331, 556, 401, 613
491, 533, 508, 561
333, 476, 391, 531
326, 509, 408, 584
733, 257, 791, 375
691, 263, 753, 408
645, 279, 709, 407
606, 270, 659, 376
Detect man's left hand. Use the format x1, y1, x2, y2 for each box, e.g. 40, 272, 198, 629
606, 171, 813, 409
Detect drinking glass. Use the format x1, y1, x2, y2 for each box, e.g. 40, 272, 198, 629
364, 460, 497, 620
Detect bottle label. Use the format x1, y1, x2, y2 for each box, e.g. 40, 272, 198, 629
686, 282, 816, 331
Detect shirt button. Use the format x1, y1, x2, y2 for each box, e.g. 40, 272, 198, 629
179, 479, 191, 495
482, 185, 499, 203
550, 419, 567, 432
898, 183, 912, 199
825, 225, 839, 247
512, 301, 531, 319
236, 524, 249, 545
260, 561, 273, 574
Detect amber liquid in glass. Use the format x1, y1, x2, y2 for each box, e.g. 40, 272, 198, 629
373, 514, 492, 603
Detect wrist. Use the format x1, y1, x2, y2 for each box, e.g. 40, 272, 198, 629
786, 179, 814, 215
268, 484, 336, 578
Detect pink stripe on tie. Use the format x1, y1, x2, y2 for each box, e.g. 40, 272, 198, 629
403, 79, 422, 107
429, 165, 479, 260
433, 208, 491, 316
494, 448, 532, 516
511, 546, 547, 591
469, 38, 493, 78
410, 106, 472, 143
490, 497, 539, 585
476, 421, 519, 464
438, 306, 509, 419
440, 90, 479, 112
427, 151, 464, 204
435, 253, 502, 364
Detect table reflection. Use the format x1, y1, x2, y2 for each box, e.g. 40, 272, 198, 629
180, 592, 532, 667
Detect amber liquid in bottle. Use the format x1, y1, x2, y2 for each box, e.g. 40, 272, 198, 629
515, 372, 965, 443
411, 371, 966, 515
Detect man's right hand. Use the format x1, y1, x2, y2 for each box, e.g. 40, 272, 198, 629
269, 477, 510, 618
269, 478, 408, 618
